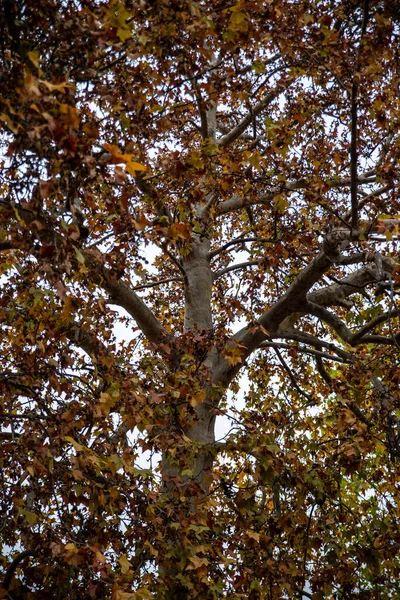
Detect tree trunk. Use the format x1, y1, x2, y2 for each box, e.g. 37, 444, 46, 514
158, 230, 218, 597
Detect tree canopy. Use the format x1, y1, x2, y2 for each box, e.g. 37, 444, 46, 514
1, 0, 400, 598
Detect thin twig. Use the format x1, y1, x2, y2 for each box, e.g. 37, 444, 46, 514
258, 341, 348, 363
132, 276, 182, 291
273, 347, 316, 405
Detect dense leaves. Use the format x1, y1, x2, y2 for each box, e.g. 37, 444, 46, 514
1, 0, 400, 598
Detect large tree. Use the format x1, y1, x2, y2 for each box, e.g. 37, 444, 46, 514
1, 0, 400, 598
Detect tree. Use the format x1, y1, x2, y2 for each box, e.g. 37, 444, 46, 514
1, 0, 400, 598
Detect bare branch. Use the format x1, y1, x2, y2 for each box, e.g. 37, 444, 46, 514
307, 259, 394, 308
209, 236, 273, 260
216, 170, 377, 216
258, 340, 349, 363
132, 276, 182, 291
105, 278, 172, 345
350, 79, 359, 230
352, 309, 400, 342
213, 260, 261, 280
276, 330, 352, 360
216, 79, 293, 148
273, 347, 316, 405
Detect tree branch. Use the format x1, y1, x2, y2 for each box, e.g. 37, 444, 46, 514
105, 278, 172, 345
213, 231, 355, 387
132, 276, 182, 291
194, 82, 209, 139
216, 79, 293, 148
352, 309, 400, 342
350, 0, 370, 230
276, 330, 352, 360
258, 341, 349, 363
350, 79, 359, 230
67, 323, 108, 359
273, 347, 316, 405
216, 170, 377, 216
213, 260, 261, 280
306, 259, 394, 308
209, 236, 273, 260
3, 549, 37, 592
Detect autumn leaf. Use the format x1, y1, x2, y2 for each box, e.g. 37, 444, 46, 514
2, 2, 400, 598
102, 143, 147, 173
118, 553, 132, 574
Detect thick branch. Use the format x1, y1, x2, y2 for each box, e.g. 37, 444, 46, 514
216, 170, 377, 216
350, 80, 359, 229
194, 82, 209, 139
352, 310, 400, 342
3, 550, 37, 591
213, 260, 260, 280
216, 79, 292, 148
307, 302, 354, 343
213, 229, 361, 387
67, 323, 108, 359
307, 260, 394, 308
308, 302, 400, 348
105, 278, 172, 345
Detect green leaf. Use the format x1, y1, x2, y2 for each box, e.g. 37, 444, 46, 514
74, 247, 85, 264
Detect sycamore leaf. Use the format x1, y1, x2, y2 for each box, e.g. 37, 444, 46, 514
103, 143, 146, 173
0, 113, 19, 133
64, 543, 77, 551
125, 160, 147, 175
27, 51, 40, 68
24, 72, 41, 97
64, 436, 86, 452
186, 556, 209, 571
117, 28, 131, 42
118, 553, 132, 574
74, 247, 85, 264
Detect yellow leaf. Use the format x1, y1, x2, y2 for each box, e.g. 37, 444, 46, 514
189, 389, 206, 407
42, 80, 72, 93
27, 51, 40, 68
24, 72, 41, 97
64, 436, 86, 452
102, 144, 147, 173
0, 113, 19, 134
64, 543, 77, 552
24, 510, 38, 525
59, 104, 80, 128
187, 556, 209, 570
118, 553, 132, 574
117, 28, 131, 42
125, 160, 147, 175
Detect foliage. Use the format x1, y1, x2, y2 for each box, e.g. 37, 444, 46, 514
1, 0, 400, 598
